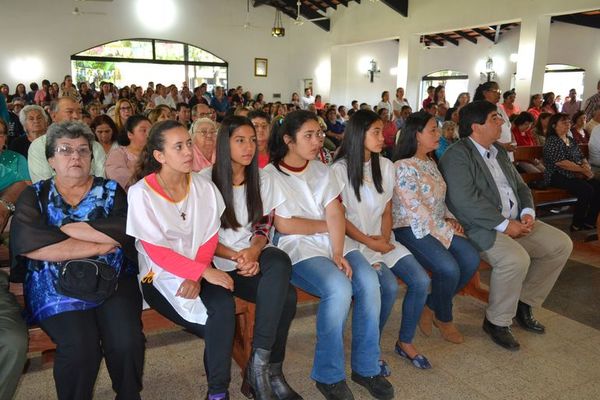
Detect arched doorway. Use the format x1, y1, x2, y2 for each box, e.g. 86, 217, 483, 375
420, 70, 469, 108
71, 39, 228, 91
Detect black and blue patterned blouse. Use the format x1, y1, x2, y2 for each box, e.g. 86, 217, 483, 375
10, 177, 136, 324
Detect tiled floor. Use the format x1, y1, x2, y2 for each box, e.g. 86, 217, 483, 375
13, 213, 600, 400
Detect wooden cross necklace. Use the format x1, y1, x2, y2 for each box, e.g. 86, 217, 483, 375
157, 173, 190, 221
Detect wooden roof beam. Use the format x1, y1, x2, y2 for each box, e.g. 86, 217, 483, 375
472, 28, 495, 42
380, 0, 408, 17
439, 33, 459, 46
453, 30, 477, 44
423, 35, 444, 47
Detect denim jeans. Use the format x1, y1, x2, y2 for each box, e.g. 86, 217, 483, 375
394, 228, 480, 322
290, 250, 384, 384
380, 255, 430, 343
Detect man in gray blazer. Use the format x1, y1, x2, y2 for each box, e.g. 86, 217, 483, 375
439, 101, 572, 351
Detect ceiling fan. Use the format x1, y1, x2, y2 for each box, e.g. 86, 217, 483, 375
227, 0, 265, 30
293, 0, 328, 26
72, 7, 106, 16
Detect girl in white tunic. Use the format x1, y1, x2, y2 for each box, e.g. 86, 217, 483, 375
332, 110, 432, 370
264, 110, 394, 400
203, 116, 300, 400
126, 120, 235, 400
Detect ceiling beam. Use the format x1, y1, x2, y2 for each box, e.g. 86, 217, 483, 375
453, 30, 477, 44
279, 0, 331, 31
423, 35, 444, 46
438, 33, 459, 46
380, 0, 408, 17
304, 0, 328, 13
320, 0, 338, 10
472, 28, 495, 42
552, 14, 600, 30
337, 0, 349, 6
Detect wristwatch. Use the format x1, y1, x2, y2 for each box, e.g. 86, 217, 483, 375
0, 199, 15, 215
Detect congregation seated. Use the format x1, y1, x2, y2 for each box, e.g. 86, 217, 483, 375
570, 110, 590, 144
2, 72, 597, 400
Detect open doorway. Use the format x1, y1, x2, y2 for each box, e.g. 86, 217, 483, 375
543, 64, 585, 107
420, 70, 469, 108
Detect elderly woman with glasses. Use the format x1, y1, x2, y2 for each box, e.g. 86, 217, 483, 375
10, 121, 144, 400
191, 117, 217, 171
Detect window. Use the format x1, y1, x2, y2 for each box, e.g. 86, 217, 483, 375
71, 39, 228, 90
420, 70, 469, 108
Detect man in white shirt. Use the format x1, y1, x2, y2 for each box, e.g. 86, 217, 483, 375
561, 88, 581, 117
28, 97, 105, 182
300, 88, 315, 110
589, 125, 600, 173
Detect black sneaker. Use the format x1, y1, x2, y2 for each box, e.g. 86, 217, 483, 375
315, 380, 355, 400
351, 372, 394, 400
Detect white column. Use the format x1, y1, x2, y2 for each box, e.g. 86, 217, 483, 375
514, 15, 551, 111
329, 45, 349, 106
396, 32, 422, 110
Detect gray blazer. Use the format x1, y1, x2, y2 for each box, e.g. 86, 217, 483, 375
438, 138, 534, 251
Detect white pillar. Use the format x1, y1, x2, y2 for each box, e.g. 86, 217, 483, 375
514, 15, 551, 111
329, 45, 349, 106
396, 32, 422, 110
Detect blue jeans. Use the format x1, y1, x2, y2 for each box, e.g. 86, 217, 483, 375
291, 250, 383, 384
394, 228, 480, 322
380, 255, 430, 343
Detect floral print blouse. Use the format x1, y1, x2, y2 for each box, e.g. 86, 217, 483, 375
392, 156, 455, 248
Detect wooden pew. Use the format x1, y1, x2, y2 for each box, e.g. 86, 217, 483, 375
9, 258, 489, 374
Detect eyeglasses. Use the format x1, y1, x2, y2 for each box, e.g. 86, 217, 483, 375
55, 145, 92, 157
253, 123, 269, 130
198, 113, 212, 118
120, 106, 132, 111
196, 129, 217, 138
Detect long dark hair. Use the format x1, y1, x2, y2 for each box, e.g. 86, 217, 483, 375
118, 114, 150, 146
546, 113, 570, 138
133, 120, 182, 182
393, 111, 434, 160
90, 115, 118, 144
268, 110, 318, 173
334, 110, 383, 201
212, 116, 263, 229
473, 81, 498, 102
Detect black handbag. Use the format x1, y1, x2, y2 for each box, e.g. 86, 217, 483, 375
56, 259, 118, 303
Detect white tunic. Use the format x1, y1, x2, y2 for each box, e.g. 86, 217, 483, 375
263, 161, 356, 265
332, 158, 411, 267
200, 168, 285, 272
126, 173, 225, 324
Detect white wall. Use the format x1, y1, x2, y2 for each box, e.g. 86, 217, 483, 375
330, 40, 400, 107
1, 0, 331, 102
2, 0, 599, 108
547, 21, 600, 101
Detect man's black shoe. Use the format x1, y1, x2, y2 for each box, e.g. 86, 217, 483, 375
351, 372, 394, 400
514, 301, 546, 334
482, 318, 520, 351
315, 380, 355, 400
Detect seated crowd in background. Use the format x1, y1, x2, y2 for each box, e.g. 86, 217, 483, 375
0, 74, 599, 400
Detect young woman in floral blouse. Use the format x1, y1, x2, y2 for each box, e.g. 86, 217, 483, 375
392, 111, 480, 345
